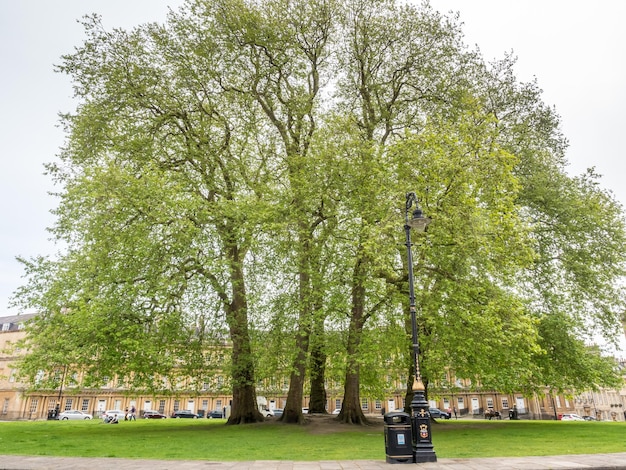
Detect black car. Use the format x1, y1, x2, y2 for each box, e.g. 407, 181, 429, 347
207, 410, 224, 419
429, 407, 451, 419
273, 408, 284, 418
172, 410, 199, 419
143, 410, 167, 419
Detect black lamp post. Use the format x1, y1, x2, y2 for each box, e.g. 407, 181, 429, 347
404, 192, 437, 463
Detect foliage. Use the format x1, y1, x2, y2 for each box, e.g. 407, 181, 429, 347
11, 0, 626, 423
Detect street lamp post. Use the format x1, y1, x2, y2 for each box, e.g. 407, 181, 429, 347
404, 192, 437, 463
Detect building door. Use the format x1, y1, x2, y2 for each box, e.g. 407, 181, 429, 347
187, 400, 195, 412
387, 399, 395, 412
516, 397, 525, 414
471, 398, 480, 414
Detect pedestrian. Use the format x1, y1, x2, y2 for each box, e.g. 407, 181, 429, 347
125, 407, 129, 421
453, 407, 457, 419
130, 405, 136, 421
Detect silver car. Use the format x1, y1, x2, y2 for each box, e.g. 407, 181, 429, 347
58, 410, 93, 420
561, 413, 585, 421
102, 409, 126, 422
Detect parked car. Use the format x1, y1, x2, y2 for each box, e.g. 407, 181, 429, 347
58, 410, 92, 420
561, 413, 585, 421
429, 407, 451, 419
207, 410, 224, 419
331, 408, 341, 415
143, 410, 167, 419
273, 409, 284, 418
582, 415, 597, 421
101, 410, 126, 422
172, 410, 199, 419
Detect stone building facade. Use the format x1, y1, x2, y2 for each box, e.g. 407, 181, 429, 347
0, 313, 610, 421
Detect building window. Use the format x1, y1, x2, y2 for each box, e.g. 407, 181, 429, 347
335, 399, 342, 410
375, 400, 382, 411
65, 399, 73, 411
35, 370, 44, 384
81, 399, 89, 412
486, 398, 494, 408
501, 398, 509, 409
361, 399, 368, 410
174, 400, 180, 412
202, 399, 209, 410
216, 399, 222, 410
30, 399, 39, 413
2, 398, 9, 414
9, 371, 16, 383
457, 397, 464, 409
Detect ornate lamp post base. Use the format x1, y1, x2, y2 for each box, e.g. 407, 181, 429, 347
411, 377, 437, 463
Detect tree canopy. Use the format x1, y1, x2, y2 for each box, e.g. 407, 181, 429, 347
13, 0, 626, 424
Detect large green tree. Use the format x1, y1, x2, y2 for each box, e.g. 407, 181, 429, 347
16, 8, 274, 423
13, 0, 626, 427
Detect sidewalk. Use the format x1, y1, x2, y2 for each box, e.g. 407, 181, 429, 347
2, 454, 626, 470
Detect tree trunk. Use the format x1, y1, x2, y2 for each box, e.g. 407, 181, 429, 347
281, 236, 312, 424
308, 316, 327, 413
282, 329, 309, 423
224, 244, 263, 425
227, 320, 263, 423
338, 251, 368, 425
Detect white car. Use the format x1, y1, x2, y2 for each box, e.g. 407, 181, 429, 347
58, 410, 92, 420
561, 413, 585, 421
102, 409, 126, 422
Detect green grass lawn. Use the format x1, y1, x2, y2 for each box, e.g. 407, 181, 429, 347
1, 418, 625, 461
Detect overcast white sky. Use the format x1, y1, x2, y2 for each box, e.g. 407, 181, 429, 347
1, 1, 625, 341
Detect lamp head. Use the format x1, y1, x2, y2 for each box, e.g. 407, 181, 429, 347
408, 207, 431, 232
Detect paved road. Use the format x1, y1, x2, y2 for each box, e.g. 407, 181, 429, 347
2, 454, 626, 470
